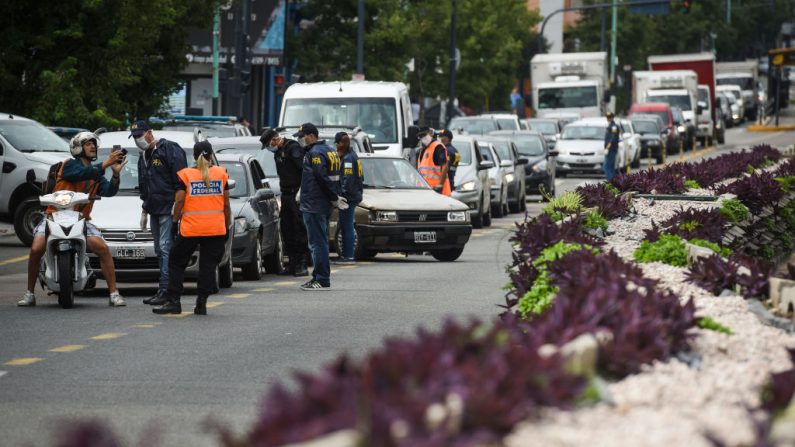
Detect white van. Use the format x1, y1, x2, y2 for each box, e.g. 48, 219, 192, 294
279, 81, 416, 157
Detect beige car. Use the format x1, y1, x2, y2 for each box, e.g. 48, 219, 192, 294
329, 153, 472, 262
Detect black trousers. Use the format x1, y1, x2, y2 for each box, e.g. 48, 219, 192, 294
280, 191, 308, 259
166, 234, 226, 302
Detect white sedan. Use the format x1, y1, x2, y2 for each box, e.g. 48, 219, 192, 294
553, 117, 630, 176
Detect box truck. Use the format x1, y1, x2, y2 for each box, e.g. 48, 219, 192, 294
530, 52, 613, 119
716, 60, 759, 120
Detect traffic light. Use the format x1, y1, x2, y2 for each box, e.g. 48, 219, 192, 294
682, 0, 692, 13
274, 73, 285, 86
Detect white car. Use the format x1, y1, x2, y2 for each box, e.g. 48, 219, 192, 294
618, 118, 642, 169
553, 117, 629, 176
477, 141, 509, 217
477, 113, 521, 131
716, 85, 744, 124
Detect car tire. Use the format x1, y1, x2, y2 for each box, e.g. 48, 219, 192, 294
353, 226, 376, 260
431, 247, 464, 262
718, 130, 725, 144
218, 258, 234, 288
57, 253, 74, 309
14, 198, 46, 247
334, 225, 357, 259
471, 207, 483, 229
263, 230, 284, 274
482, 205, 492, 227
241, 236, 263, 281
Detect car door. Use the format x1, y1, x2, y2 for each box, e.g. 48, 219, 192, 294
249, 159, 279, 251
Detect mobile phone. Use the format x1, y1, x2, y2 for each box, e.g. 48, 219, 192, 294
112, 145, 122, 152
112, 145, 127, 163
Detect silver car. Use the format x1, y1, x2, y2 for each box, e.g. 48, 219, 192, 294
477, 141, 509, 217
450, 134, 493, 228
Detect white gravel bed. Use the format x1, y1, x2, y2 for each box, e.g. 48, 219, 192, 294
507, 191, 795, 447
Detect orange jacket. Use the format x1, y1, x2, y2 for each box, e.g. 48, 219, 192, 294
177, 166, 228, 237
46, 159, 100, 219
418, 141, 451, 196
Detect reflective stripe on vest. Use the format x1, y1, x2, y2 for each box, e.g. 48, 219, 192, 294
177, 166, 228, 237
417, 142, 451, 196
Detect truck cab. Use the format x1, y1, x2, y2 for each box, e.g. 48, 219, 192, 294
535, 79, 605, 119
716, 73, 757, 120
530, 52, 613, 119
633, 70, 699, 129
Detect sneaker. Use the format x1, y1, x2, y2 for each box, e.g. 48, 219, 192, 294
300, 280, 330, 291
109, 292, 127, 307
17, 291, 36, 307
332, 257, 356, 265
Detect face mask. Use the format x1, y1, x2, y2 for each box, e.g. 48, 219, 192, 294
266, 144, 279, 153
135, 136, 149, 150
297, 137, 307, 148
420, 135, 432, 146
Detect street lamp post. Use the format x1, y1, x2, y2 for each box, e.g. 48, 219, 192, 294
356, 0, 364, 76
447, 0, 458, 125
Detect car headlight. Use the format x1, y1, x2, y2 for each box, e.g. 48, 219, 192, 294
372, 211, 397, 222
648, 140, 660, 146
457, 180, 476, 192
234, 218, 250, 234
532, 159, 547, 172
505, 173, 515, 183
677, 125, 685, 133
447, 211, 467, 222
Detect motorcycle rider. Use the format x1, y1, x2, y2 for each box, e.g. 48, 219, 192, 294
19, 132, 127, 307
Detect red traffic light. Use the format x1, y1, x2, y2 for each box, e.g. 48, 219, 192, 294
274, 74, 285, 85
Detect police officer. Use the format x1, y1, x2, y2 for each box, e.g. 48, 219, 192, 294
260, 129, 309, 276
295, 123, 346, 290
438, 129, 460, 191
603, 112, 620, 181
416, 127, 451, 196
153, 141, 231, 315
333, 132, 363, 264
132, 120, 188, 306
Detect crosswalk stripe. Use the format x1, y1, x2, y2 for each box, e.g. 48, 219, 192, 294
89, 333, 127, 340
4, 358, 43, 366
274, 280, 298, 286
226, 293, 251, 299
49, 345, 86, 353
132, 324, 157, 328
206, 302, 224, 309
252, 288, 274, 292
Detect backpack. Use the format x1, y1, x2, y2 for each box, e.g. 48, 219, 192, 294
43, 160, 66, 194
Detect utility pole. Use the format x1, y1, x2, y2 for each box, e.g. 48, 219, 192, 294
447, 0, 458, 125
212, 6, 220, 115
241, 0, 252, 123
610, 0, 618, 85
356, 0, 364, 76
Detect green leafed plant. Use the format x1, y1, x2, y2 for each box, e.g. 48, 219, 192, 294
583, 211, 609, 232
684, 179, 701, 190
689, 238, 733, 257
542, 191, 583, 221
634, 234, 688, 267
718, 198, 750, 223
775, 176, 795, 192
697, 316, 733, 335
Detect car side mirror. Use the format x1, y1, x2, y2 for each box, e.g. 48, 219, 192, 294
696, 105, 703, 115
547, 150, 559, 158
478, 160, 494, 170
500, 159, 513, 168
697, 101, 707, 109
257, 188, 275, 200
261, 178, 270, 189
517, 157, 529, 165
227, 179, 236, 191
26, 169, 36, 184
404, 125, 419, 148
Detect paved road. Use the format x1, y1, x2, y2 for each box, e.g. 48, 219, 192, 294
0, 123, 790, 446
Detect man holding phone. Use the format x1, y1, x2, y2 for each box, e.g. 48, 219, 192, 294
131, 120, 188, 305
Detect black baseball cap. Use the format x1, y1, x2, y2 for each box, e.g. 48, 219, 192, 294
129, 120, 151, 139
418, 126, 432, 136
334, 131, 349, 143
438, 128, 453, 141
293, 123, 319, 138
260, 128, 279, 148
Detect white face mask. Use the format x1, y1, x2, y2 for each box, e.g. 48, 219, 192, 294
420, 135, 432, 146
135, 136, 149, 150
297, 137, 307, 148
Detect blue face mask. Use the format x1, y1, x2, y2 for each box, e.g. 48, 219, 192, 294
266, 144, 279, 153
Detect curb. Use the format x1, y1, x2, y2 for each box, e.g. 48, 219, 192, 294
747, 124, 795, 132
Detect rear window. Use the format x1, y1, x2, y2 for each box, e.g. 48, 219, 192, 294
632, 110, 670, 125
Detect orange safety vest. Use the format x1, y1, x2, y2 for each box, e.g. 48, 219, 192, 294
418, 141, 451, 196
177, 166, 228, 237
46, 159, 100, 219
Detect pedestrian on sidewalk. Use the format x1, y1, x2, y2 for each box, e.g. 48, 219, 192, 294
153, 141, 231, 315
332, 132, 363, 264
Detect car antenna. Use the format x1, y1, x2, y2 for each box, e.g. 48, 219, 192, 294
339, 81, 343, 92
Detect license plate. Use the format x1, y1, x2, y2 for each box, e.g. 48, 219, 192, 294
114, 247, 145, 259
414, 231, 437, 243
577, 158, 588, 163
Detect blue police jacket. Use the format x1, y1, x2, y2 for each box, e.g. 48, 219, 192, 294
299, 140, 341, 215
137, 139, 188, 215
446, 143, 460, 189
605, 121, 620, 151
340, 150, 363, 205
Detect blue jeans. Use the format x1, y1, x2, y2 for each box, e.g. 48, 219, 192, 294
150, 214, 173, 292
338, 202, 358, 259
603, 149, 617, 181
303, 212, 330, 286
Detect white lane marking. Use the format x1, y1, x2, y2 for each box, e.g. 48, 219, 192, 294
0, 371, 6, 378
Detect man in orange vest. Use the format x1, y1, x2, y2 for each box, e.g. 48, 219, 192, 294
416, 127, 451, 196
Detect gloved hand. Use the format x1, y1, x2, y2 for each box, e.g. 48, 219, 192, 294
171, 220, 180, 240
333, 196, 349, 210
140, 210, 148, 231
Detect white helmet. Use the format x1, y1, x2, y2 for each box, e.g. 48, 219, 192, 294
70, 132, 99, 159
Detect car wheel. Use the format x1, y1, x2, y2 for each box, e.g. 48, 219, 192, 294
14, 198, 46, 247
241, 236, 263, 281
471, 207, 483, 229
334, 224, 358, 258
218, 258, 234, 288
718, 129, 725, 144
353, 226, 376, 260
263, 230, 284, 274
431, 247, 464, 262
482, 205, 492, 227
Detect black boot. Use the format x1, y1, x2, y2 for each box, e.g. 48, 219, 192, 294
293, 255, 309, 277
153, 299, 181, 315
278, 256, 294, 276
194, 296, 207, 315
144, 290, 167, 306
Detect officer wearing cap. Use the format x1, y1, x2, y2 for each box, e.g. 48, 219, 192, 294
131, 120, 188, 306
333, 132, 363, 264
295, 123, 345, 290
260, 128, 309, 276
416, 126, 451, 196
603, 112, 620, 181
438, 129, 460, 191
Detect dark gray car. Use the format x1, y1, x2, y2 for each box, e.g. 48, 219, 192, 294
630, 117, 667, 165
490, 130, 556, 200
482, 134, 529, 213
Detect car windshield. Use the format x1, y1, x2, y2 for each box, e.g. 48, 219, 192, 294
219, 161, 249, 198
448, 118, 498, 135
478, 144, 498, 163
698, 89, 709, 103
490, 140, 513, 161
537, 86, 598, 109
214, 145, 278, 176
560, 126, 603, 140
455, 142, 473, 165
632, 120, 659, 134
722, 92, 738, 103
717, 77, 754, 90
360, 157, 428, 189
526, 121, 557, 134
634, 111, 669, 124
163, 123, 238, 138
496, 118, 518, 130
514, 136, 545, 156
648, 94, 692, 111
282, 97, 397, 144
0, 120, 70, 152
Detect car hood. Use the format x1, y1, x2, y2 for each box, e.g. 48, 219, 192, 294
361, 189, 468, 211
555, 140, 603, 152
453, 165, 478, 186
90, 195, 144, 229
24, 152, 71, 165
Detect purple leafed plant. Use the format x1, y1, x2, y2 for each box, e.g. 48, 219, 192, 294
715, 171, 785, 214
685, 253, 773, 298
761, 348, 795, 414
661, 207, 728, 243
611, 168, 686, 194
575, 183, 630, 219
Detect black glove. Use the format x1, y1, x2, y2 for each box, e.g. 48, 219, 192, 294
171, 220, 180, 239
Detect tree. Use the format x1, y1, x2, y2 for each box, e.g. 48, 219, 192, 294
0, 0, 217, 129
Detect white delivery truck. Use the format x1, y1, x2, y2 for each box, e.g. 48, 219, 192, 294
530, 52, 613, 119
632, 70, 700, 125
716, 61, 759, 120
279, 81, 416, 158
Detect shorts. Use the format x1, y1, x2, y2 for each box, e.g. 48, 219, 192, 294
33, 220, 103, 238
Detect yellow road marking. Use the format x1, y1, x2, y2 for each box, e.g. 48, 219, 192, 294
90, 332, 127, 340
5, 357, 43, 366
206, 302, 223, 309
132, 324, 157, 328
0, 255, 28, 266
338, 265, 357, 269
252, 288, 274, 292
49, 345, 86, 353
330, 269, 339, 274
161, 312, 192, 318
274, 281, 298, 286
226, 293, 251, 299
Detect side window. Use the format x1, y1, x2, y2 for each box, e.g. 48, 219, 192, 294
0, 140, 4, 156
473, 141, 483, 164
249, 160, 264, 190
511, 143, 519, 161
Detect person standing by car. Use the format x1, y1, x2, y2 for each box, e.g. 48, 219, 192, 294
18, 132, 127, 307
416, 127, 451, 196
260, 129, 309, 276
333, 132, 363, 264
153, 141, 231, 315
131, 120, 188, 306
295, 123, 346, 290
438, 129, 460, 191
603, 112, 620, 181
